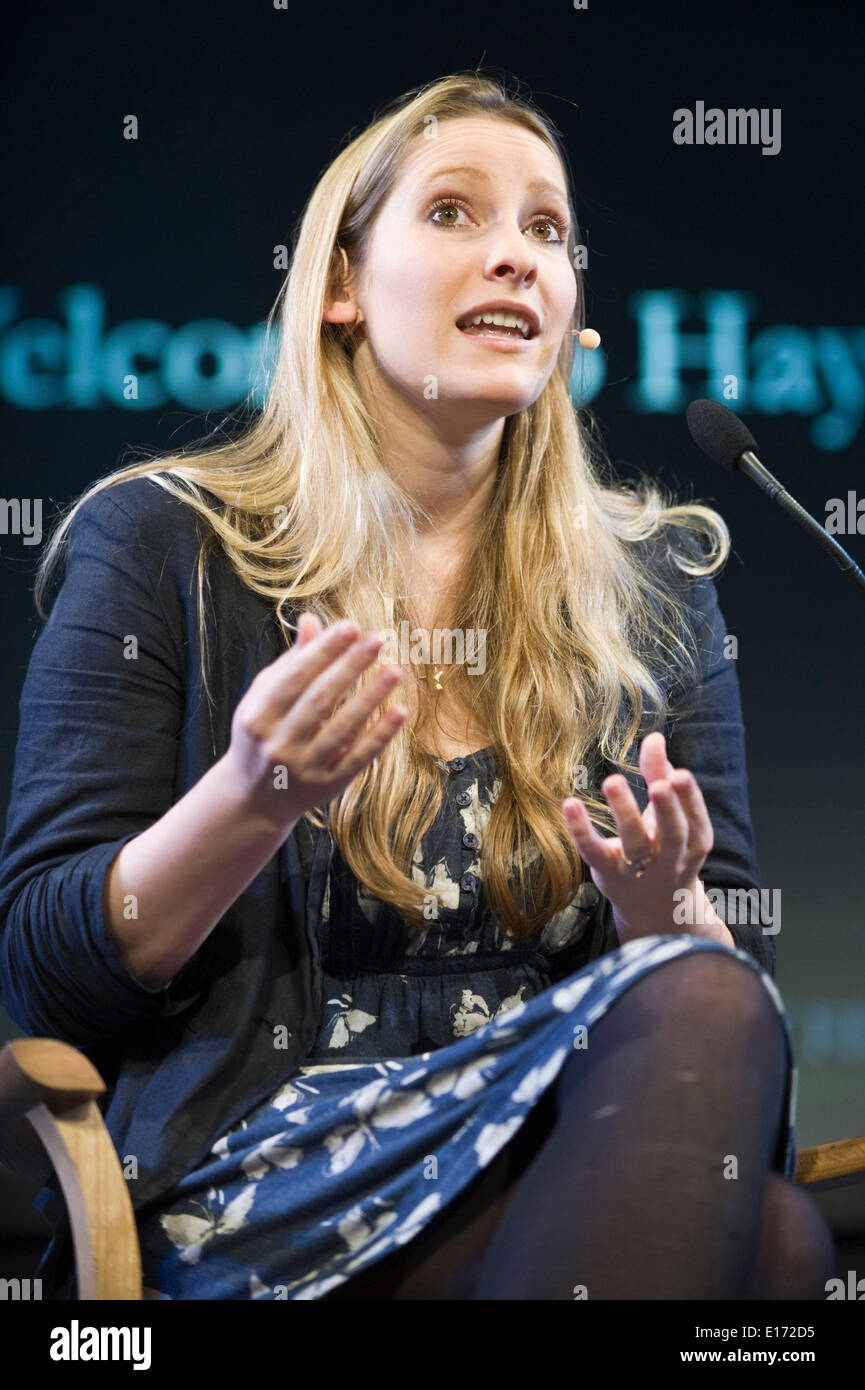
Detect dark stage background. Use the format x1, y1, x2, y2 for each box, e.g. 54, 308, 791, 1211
1, 0, 863, 1266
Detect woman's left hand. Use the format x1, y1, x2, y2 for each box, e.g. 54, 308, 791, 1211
562, 731, 715, 944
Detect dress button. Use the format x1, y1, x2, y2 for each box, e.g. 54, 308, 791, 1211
455, 790, 472, 808
462, 831, 479, 850
460, 871, 477, 892
450, 756, 466, 773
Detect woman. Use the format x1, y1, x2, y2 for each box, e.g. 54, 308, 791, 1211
0, 71, 835, 1301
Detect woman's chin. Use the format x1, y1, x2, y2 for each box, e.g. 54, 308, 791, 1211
428, 378, 542, 417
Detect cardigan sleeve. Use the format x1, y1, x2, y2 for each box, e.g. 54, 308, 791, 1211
0, 483, 198, 1044
661, 566, 774, 975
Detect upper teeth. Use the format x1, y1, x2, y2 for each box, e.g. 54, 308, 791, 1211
460, 312, 534, 337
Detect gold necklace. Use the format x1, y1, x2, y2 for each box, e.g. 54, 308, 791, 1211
425, 664, 446, 692
395, 598, 457, 696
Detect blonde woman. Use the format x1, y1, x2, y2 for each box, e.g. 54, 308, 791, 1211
0, 71, 834, 1301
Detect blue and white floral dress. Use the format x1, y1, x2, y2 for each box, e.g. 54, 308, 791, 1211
136, 749, 797, 1300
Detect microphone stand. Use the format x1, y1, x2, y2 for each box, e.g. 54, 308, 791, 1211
736, 450, 865, 603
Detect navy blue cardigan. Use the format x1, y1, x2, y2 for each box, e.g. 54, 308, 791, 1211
0, 475, 769, 1292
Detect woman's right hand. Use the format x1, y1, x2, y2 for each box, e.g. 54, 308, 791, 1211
223, 611, 407, 830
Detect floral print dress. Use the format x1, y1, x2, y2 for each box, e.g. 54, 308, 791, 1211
136, 748, 797, 1300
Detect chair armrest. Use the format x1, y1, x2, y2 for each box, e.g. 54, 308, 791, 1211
795, 1134, 865, 1190
0, 1039, 141, 1299
0, 1037, 105, 1182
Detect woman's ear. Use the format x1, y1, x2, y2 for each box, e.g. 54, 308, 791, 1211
322, 246, 361, 326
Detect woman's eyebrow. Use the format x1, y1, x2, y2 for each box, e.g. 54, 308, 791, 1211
420, 164, 568, 203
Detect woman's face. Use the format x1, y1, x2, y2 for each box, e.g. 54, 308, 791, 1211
339, 117, 579, 429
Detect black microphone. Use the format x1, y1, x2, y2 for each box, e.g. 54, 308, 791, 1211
686, 398, 865, 603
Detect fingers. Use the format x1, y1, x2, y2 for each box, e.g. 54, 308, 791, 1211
668, 768, 714, 861
295, 611, 323, 647
280, 630, 402, 744
287, 610, 410, 766
325, 703, 410, 782
562, 798, 622, 874
310, 659, 406, 765
252, 618, 363, 717
639, 730, 674, 785
639, 733, 711, 859
592, 771, 689, 871
646, 777, 690, 866
598, 775, 653, 864
255, 617, 393, 734
564, 759, 709, 878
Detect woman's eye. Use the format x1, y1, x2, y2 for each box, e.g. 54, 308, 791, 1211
428, 199, 470, 228
427, 197, 569, 244
528, 217, 568, 244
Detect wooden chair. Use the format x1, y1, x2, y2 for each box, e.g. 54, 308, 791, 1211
0, 1038, 140, 1299
1, 1035, 864, 1300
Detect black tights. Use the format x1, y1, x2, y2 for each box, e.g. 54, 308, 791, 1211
322, 951, 836, 1300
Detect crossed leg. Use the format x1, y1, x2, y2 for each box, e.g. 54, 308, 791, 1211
743, 1171, 836, 1300
322, 950, 836, 1301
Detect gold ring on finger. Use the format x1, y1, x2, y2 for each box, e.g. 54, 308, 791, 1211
621, 850, 653, 878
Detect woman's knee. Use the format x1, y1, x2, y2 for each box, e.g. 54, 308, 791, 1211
552, 948, 788, 1116
630, 947, 786, 1051
584, 948, 783, 1053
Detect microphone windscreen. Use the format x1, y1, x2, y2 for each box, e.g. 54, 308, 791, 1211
686, 399, 758, 472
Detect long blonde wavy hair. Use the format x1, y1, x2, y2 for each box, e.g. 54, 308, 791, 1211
34, 70, 730, 943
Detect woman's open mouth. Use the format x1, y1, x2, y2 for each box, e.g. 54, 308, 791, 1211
455, 311, 538, 342
455, 317, 538, 351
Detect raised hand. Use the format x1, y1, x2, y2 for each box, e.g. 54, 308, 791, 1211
222, 611, 407, 831
561, 731, 715, 943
